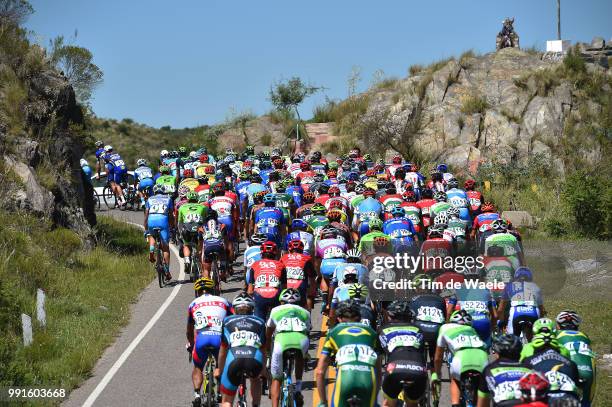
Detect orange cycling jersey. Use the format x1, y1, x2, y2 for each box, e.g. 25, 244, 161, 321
248, 259, 286, 299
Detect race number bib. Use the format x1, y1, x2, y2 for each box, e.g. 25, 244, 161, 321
449, 333, 484, 350
336, 344, 377, 366
229, 330, 261, 348
417, 306, 444, 323
150, 203, 168, 214
286, 266, 304, 280
185, 213, 202, 223
193, 312, 222, 331
276, 317, 307, 333
387, 334, 419, 352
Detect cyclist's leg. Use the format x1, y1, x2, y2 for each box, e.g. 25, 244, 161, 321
192, 333, 221, 399
158, 226, 171, 279
449, 349, 487, 405
333, 365, 377, 407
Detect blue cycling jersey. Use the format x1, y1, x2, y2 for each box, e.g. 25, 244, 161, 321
134, 165, 153, 181
382, 218, 416, 239
284, 231, 314, 255
285, 185, 303, 208
357, 197, 383, 217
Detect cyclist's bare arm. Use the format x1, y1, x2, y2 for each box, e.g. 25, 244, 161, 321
433, 345, 444, 379
217, 345, 228, 374
186, 320, 195, 348
143, 210, 149, 231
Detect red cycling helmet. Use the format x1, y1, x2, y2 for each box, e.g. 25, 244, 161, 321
363, 188, 376, 197
464, 179, 476, 190
518, 371, 549, 402
327, 210, 343, 222
481, 201, 496, 212
327, 170, 337, 178
199, 154, 209, 163
287, 239, 304, 252
261, 241, 278, 255
183, 168, 194, 178
328, 186, 340, 196
392, 155, 402, 164
402, 190, 416, 201
300, 162, 311, 171
273, 158, 283, 169
303, 192, 315, 203
328, 199, 343, 209
365, 169, 376, 177
204, 166, 215, 174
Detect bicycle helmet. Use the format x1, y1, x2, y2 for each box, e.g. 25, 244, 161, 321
335, 299, 362, 320
347, 283, 369, 302
311, 203, 326, 215
278, 288, 301, 304
327, 210, 343, 223
421, 188, 433, 199
95, 140, 104, 148
260, 241, 278, 255
249, 233, 268, 246
368, 218, 383, 231
194, 277, 215, 292
518, 371, 549, 402
263, 194, 276, 205
514, 267, 533, 282
556, 310, 582, 330
390, 206, 405, 218
446, 206, 460, 219
178, 146, 187, 155
152, 184, 164, 194
346, 249, 362, 262
300, 162, 311, 171
183, 168, 194, 178
427, 225, 444, 238
199, 154, 209, 163
104, 145, 113, 152
136, 158, 147, 167
373, 236, 390, 248
533, 318, 556, 335
189, 151, 198, 159
159, 165, 170, 174
481, 201, 496, 212
291, 219, 307, 231
392, 154, 402, 164
328, 200, 343, 210
302, 192, 315, 203
287, 239, 305, 252
320, 227, 337, 240
412, 273, 432, 287
492, 334, 522, 360
245, 145, 254, 154
354, 184, 365, 194
433, 191, 447, 202
178, 185, 190, 198
342, 265, 359, 283
434, 212, 449, 227
447, 178, 459, 189
402, 190, 416, 202
363, 188, 376, 198
491, 219, 508, 233
186, 191, 198, 202
204, 166, 215, 174
449, 309, 472, 325
232, 292, 255, 310
464, 179, 476, 190
79, 158, 88, 167
436, 163, 448, 173
387, 301, 414, 322
328, 186, 340, 196
531, 331, 561, 351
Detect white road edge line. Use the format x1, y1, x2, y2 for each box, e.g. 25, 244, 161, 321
82, 220, 184, 407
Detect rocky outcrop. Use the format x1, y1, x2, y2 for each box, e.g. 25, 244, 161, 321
354, 46, 610, 175
0, 50, 95, 243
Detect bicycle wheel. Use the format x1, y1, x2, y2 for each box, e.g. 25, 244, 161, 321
93, 190, 101, 211
103, 185, 116, 210
205, 357, 216, 407
156, 246, 165, 288
211, 256, 220, 296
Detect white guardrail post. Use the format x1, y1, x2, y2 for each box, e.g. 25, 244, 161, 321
37, 288, 46, 328
22, 314, 33, 346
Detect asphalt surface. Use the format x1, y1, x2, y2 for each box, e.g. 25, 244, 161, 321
64, 209, 451, 407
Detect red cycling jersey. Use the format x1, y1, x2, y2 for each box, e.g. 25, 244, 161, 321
419, 238, 453, 273
466, 190, 483, 212
416, 198, 437, 227
248, 259, 286, 298
280, 253, 314, 290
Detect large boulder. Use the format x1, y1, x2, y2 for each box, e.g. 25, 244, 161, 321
3, 155, 54, 215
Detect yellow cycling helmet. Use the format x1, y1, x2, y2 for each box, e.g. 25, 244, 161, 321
194, 277, 214, 292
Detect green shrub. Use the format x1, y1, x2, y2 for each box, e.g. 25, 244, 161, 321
561, 170, 611, 239
461, 93, 488, 115
260, 133, 272, 146
94, 216, 145, 255
373, 77, 399, 90
311, 100, 337, 123
563, 47, 586, 75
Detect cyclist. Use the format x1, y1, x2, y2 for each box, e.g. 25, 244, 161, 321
383, 206, 418, 254
155, 165, 178, 196
520, 318, 570, 359
433, 310, 488, 407
102, 145, 128, 207
520, 327, 581, 405
379, 301, 428, 407
177, 191, 208, 275
306, 203, 330, 233
209, 182, 238, 267
446, 178, 471, 222
217, 293, 266, 407
144, 184, 174, 281
80, 158, 93, 182
484, 219, 525, 269
281, 238, 316, 309
556, 311, 596, 407
409, 274, 447, 365
244, 232, 266, 285
295, 191, 316, 221
253, 194, 286, 246
331, 248, 368, 290
316, 300, 380, 407
478, 334, 532, 407
134, 158, 154, 206
448, 269, 497, 348
400, 190, 424, 240
464, 179, 484, 215
94, 140, 105, 178
416, 188, 437, 230
266, 288, 311, 407
515, 371, 550, 407
247, 241, 287, 320
358, 217, 390, 258
285, 218, 314, 256
498, 267, 544, 341
470, 201, 500, 246
186, 277, 231, 407
328, 267, 370, 327
201, 211, 227, 281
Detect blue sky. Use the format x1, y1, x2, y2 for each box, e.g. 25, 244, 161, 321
27, 0, 611, 128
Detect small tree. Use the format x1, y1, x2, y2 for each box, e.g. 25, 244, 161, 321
269, 77, 321, 122
49, 36, 103, 105
0, 0, 33, 26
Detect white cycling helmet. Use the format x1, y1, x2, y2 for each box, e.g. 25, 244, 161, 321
160, 149, 169, 158
137, 158, 147, 167
232, 293, 255, 309
79, 158, 88, 167
104, 145, 113, 152
189, 151, 198, 159
278, 288, 301, 304
346, 249, 362, 262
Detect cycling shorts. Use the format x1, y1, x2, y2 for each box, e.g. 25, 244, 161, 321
257, 227, 281, 246
253, 293, 279, 320
331, 364, 377, 407
138, 178, 154, 192
218, 216, 235, 240
180, 223, 201, 244
449, 348, 488, 381
414, 321, 442, 361
203, 239, 224, 262
358, 220, 371, 237
270, 332, 309, 380
219, 347, 264, 396
507, 305, 539, 335
192, 331, 221, 369
320, 258, 347, 279
108, 166, 127, 184
383, 350, 427, 401
147, 216, 170, 244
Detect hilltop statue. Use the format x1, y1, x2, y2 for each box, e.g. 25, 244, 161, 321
496, 17, 520, 50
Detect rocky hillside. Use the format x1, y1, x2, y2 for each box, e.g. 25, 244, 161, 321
0, 23, 95, 240
326, 46, 610, 176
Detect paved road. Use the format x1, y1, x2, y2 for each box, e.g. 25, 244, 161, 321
65, 209, 451, 407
